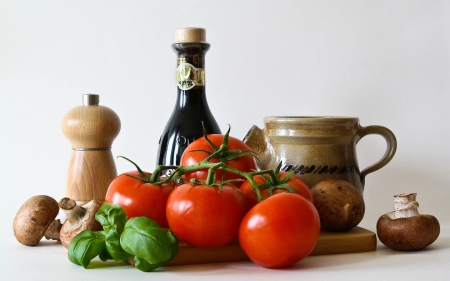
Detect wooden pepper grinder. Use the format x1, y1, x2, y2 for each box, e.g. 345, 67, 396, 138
62, 94, 121, 205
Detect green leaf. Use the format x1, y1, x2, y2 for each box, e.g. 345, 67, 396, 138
66, 204, 178, 272
120, 217, 171, 265
99, 247, 113, 262
68, 230, 107, 268
134, 256, 163, 272
166, 229, 179, 260
132, 229, 179, 272
105, 227, 130, 261
95, 202, 127, 233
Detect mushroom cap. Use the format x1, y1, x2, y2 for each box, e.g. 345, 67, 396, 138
13, 195, 59, 246
377, 213, 440, 251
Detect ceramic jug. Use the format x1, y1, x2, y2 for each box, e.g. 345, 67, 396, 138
243, 116, 397, 194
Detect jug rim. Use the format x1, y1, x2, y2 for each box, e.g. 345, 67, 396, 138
264, 116, 359, 123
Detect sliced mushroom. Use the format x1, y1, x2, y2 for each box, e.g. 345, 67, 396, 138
377, 193, 440, 251
59, 197, 103, 248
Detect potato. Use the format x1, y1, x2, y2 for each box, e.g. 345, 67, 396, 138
311, 179, 365, 232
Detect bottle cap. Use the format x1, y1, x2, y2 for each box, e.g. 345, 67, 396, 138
83, 94, 99, 106
175, 27, 206, 43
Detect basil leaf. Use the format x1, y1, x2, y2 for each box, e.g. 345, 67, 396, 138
132, 229, 179, 272
105, 227, 130, 261
99, 247, 113, 262
120, 217, 171, 265
68, 230, 107, 268
166, 229, 179, 261
95, 202, 127, 233
134, 256, 163, 272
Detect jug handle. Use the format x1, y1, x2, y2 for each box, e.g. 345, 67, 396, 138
358, 125, 397, 185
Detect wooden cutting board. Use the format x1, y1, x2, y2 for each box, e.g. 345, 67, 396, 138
162, 226, 376, 266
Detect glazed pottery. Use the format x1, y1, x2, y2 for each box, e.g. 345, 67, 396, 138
243, 116, 397, 194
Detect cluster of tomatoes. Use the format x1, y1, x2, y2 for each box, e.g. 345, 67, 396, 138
104, 132, 320, 269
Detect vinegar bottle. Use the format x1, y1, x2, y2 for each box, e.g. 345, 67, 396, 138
156, 27, 221, 167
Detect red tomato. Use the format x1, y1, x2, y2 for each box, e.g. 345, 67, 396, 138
240, 171, 313, 207
166, 182, 249, 248
239, 193, 320, 268
105, 171, 176, 228
180, 134, 257, 187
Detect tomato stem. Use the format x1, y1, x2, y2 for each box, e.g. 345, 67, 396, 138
118, 124, 299, 203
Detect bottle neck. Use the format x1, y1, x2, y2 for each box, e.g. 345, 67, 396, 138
172, 42, 210, 69
173, 42, 210, 93
175, 87, 208, 108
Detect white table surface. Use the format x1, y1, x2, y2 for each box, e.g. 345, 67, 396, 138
2, 222, 449, 281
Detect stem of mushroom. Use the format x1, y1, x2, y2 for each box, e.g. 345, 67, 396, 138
386, 193, 419, 219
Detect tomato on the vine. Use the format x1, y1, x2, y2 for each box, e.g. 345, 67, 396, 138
180, 134, 257, 187
166, 182, 249, 248
240, 171, 313, 207
239, 193, 320, 268
105, 171, 176, 228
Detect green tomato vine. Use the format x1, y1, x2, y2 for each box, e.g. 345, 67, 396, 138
120, 124, 296, 203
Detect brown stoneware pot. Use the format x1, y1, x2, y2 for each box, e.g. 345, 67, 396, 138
243, 116, 397, 194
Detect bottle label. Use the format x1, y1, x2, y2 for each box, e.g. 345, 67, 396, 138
176, 63, 205, 90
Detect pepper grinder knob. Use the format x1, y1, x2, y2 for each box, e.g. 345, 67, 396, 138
62, 94, 121, 205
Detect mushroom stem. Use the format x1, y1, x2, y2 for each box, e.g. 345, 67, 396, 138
387, 193, 420, 219
58, 197, 103, 248
59, 198, 89, 231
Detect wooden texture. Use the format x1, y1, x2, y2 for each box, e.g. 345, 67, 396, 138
62, 105, 121, 148
127, 227, 376, 267
308, 226, 377, 256
65, 150, 117, 202
62, 103, 120, 203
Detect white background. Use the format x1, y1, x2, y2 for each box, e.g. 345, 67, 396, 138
1, 1, 449, 279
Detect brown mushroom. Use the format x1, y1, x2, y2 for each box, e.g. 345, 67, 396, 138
13, 195, 62, 246
377, 193, 440, 251
59, 197, 103, 248
311, 179, 365, 231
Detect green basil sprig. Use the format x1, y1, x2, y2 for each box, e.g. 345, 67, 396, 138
68, 202, 178, 272
122, 217, 179, 272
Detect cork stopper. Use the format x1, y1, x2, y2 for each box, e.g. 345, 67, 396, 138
175, 27, 206, 43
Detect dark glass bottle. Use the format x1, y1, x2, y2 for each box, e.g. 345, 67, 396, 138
156, 28, 221, 167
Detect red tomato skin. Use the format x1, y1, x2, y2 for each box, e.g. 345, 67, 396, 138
105, 171, 175, 228
240, 172, 313, 207
166, 183, 249, 248
180, 134, 257, 187
239, 193, 320, 269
